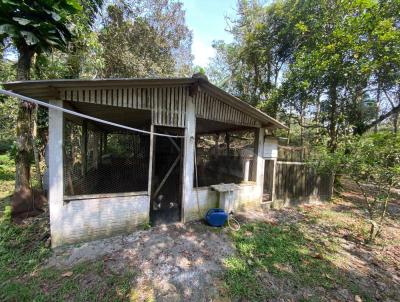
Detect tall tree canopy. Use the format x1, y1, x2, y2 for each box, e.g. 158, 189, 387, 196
99, 0, 193, 78
208, 0, 400, 150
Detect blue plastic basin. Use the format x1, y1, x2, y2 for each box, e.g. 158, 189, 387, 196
205, 208, 228, 227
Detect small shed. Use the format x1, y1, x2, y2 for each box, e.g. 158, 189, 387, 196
4, 75, 287, 247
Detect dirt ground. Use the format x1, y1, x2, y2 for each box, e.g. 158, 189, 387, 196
45, 184, 400, 301
47, 222, 235, 301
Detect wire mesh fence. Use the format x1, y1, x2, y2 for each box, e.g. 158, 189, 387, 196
195, 130, 256, 187
63, 117, 150, 196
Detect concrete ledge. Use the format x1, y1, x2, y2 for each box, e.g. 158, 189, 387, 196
64, 191, 148, 201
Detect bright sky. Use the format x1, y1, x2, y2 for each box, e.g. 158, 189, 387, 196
181, 0, 237, 67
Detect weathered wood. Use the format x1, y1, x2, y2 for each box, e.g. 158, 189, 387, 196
148, 124, 154, 196
269, 161, 332, 203
61, 85, 260, 128
48, 99, 64, 247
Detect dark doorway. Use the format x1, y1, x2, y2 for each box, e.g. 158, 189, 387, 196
263, 160, 275, 202
150, 127, 184, 225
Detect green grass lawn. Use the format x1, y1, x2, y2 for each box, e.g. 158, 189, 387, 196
0, 153, 15, 212
223, 221, 371, 301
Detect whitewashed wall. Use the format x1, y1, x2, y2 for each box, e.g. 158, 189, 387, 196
184, 183, 262, 222
52, 194, 149, 246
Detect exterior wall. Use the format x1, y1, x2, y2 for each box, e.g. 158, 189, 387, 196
56, 194, 149, 245
184, 183, 262, 221
49, 100, 149, 247
49, 86, 270, 246
184, 187, 219, 221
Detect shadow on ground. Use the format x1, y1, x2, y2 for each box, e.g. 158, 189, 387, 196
47, 222, 234, 301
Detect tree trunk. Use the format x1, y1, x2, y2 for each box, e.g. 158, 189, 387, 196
374, 82, 381, 133
14, 44, 35, 192
32, 106, 42, 190
328, 82, 338, 153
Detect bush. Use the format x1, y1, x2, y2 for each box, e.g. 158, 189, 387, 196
318, 132, 400, 242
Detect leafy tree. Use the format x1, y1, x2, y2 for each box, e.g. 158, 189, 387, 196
316, 132, 400, 242
99, 0, 193, 78
0, 0, 102, 198
209, 0, 400, 149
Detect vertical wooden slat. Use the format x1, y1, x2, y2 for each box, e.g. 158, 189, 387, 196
132, 88, 137, 108
129, 88, 133, 108
154, 87, 158, 125
171, 87, 175, 126
166, 87, 170, 125
180, 87, 184, 127
138, 88, 142, 109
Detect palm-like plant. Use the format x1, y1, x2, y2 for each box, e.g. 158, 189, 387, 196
0, 0, 102, 196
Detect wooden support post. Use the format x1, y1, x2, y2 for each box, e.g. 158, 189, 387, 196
81, 120, 88, 174
148, 124, 154, 196
255, 128, 265, 203
182, 96, 196, 222
243, 158, 250, 182
271, 158, 277, 202
48, 100, 64, 247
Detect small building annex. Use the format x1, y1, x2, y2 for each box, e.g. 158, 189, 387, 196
4, 75, 287, 247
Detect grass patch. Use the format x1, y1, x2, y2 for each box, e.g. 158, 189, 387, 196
224, 222, 370, 301
0, 154, 140, 301
0, 153, 15, 211
0, 206, 137, 301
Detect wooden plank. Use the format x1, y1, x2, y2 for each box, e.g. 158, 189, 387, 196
177, 87, 181, 127
123, 88, 127, 107
167, 87, 171, 125
148, 124, 154, 195
180, 86, 185, 127
155, 88, 159, 125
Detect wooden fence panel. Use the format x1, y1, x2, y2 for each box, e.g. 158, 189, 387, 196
271, 161, 332, 204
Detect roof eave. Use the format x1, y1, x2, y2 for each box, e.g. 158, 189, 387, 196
198, 80, 289, 130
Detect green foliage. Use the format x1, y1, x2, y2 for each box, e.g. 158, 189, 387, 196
224, 222, 368, 301
316, 132, 400, 241
0, 0, 82, 52
99, 0, 193, 78
344, 132, 400, 188
209, 0, 400, 148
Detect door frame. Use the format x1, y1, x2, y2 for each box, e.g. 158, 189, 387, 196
148, 125, 184, 224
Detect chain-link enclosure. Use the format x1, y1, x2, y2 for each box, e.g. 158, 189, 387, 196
63, 117, 150, 196
195, 130, 257, 187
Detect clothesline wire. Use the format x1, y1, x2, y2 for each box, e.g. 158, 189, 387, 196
0, 89, 185, 138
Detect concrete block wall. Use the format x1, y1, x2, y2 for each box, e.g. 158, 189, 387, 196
52, 194, 149, 246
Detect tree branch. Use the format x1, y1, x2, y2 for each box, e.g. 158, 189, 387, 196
360, 103, 400, 134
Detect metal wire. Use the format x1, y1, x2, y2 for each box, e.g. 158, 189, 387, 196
64, 118, 149, 196
0, 89, 184, 138
195, 130, 256, 186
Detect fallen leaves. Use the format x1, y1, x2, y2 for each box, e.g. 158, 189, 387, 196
61, 271, 73, 277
